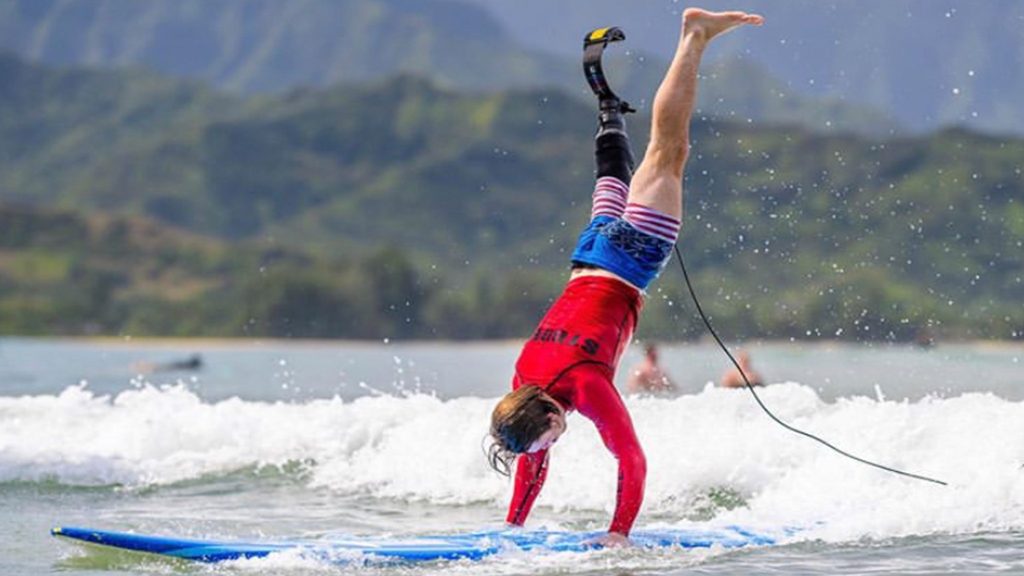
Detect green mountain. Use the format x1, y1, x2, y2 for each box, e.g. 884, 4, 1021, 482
0, 0, 565, 93
0, 0, 892, 135
0, 52, 234, 214
1, 56, 1022, 341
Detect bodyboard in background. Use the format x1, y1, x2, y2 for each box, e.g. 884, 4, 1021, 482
52, 525, 777, 563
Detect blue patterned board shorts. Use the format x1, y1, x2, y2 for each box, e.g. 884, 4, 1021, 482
570, 215, 674, 290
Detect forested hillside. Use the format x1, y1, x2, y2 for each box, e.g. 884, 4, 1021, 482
1, 56, 1021, 341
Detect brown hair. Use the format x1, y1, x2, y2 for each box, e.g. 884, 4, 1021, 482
487, 385, 561, 476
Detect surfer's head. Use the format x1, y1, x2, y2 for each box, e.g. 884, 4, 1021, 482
487, 385, 566, 475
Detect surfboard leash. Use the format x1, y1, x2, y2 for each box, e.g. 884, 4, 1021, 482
581, 25, 947, 487
672, 247, 947, 486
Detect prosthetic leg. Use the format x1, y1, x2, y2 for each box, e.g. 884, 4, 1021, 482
584, 27, 637, 184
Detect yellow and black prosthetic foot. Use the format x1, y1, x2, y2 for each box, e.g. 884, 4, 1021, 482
584, 26, 636, 183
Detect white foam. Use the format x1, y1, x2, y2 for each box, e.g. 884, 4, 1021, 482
3, 382, 1024, 542
218, 545, 719, 576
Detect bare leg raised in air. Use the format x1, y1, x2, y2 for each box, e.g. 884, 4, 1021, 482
628, 9, 764, 219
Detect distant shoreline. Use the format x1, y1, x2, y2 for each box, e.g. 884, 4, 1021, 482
1, 335, 1021, 350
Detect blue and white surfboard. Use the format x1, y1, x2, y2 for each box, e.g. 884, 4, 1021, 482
52, 524, 777, 563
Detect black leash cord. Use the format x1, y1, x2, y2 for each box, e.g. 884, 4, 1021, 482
673, 245, 948, 486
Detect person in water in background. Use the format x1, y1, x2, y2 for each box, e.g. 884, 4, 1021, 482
133, 353, 204, 374
487, 9, 764, 547
718, 350, 763, 388
627, 343, 677, 394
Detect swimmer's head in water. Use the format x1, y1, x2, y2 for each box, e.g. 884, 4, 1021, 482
644, 342, 659, 361
488, 385, 566, 476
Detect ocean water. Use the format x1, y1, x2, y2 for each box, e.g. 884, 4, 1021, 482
2, 337, 1023, 575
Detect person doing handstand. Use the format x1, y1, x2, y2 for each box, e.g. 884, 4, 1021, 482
488, 9, 763, 546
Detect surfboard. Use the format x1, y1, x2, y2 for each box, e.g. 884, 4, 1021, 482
52, 525, 777, 563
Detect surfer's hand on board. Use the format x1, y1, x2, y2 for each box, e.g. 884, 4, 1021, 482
587, 531, 631, 548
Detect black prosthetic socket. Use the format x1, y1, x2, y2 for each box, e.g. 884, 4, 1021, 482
595, 100, 636, 184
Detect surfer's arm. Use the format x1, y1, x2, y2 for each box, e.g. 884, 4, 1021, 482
505, 449, 549, 526
578, 379, 646, 536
